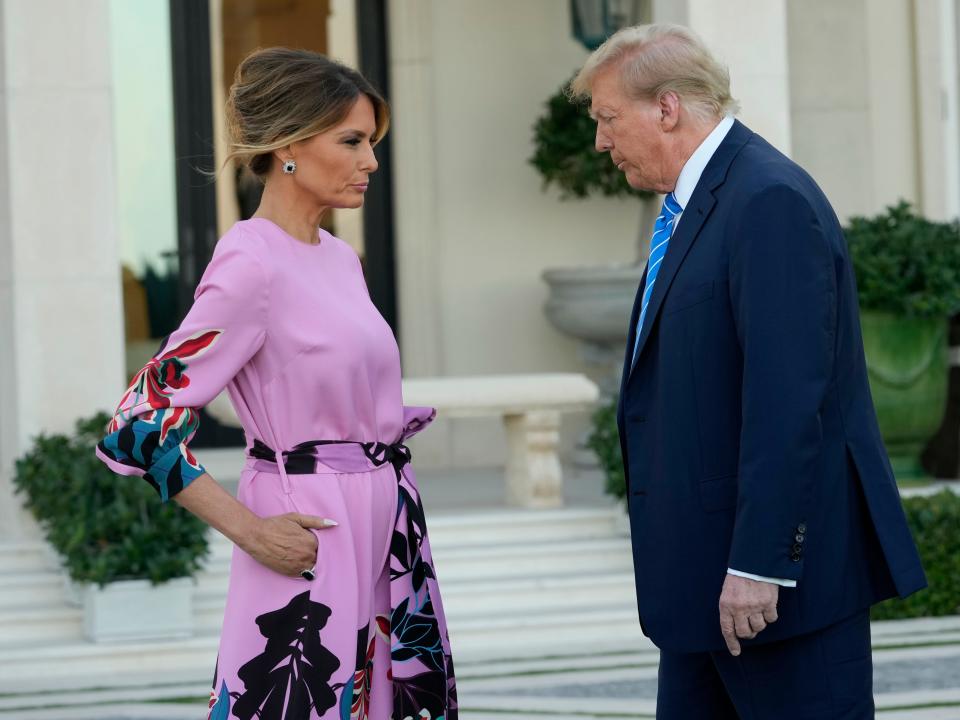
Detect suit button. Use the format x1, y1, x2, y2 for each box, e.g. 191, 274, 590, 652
797, 523, 807, 534
793, 543, 803, 553
790, 552, 801, 562
795, 534, 805, 543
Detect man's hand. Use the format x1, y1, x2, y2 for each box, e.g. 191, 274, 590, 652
718, 573, 779, 656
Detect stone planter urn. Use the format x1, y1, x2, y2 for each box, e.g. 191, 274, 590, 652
860, 311, 949, 481
82, 577, 194, 643
542, 262, 643, 397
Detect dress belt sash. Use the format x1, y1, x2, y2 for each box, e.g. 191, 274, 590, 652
247, 437, 413, 479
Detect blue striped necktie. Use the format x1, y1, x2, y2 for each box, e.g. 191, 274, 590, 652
633, 192, 683, 364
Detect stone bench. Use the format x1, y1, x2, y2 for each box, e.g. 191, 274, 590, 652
206, 373, 599, 509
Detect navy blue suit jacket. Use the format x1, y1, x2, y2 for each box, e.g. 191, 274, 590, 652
617, 120, 927, 653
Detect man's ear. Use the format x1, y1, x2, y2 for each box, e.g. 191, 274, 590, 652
658, 91, 681, 132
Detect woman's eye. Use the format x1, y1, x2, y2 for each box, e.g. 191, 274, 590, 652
345, 138, 362, 146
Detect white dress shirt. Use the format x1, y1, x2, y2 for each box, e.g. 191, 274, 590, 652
643, 115, 797, 589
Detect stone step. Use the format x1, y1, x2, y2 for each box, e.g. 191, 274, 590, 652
0, 608, 652, 694
0, 604, 83, 645
191, 571, 639, 635
449, 604, 649, 662
445, 571, 637, 617
193, 535, 634, 600
0, 570, 66, 608
416, 506, 624, 547
3, 616, 959, 704
0, 637, 219, 694
0, 576, 638, 654
0, 682, 205, 712
201, 506, 624, 561
0, 541, 52, 574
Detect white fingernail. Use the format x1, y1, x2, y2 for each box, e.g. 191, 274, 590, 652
322, 519, 338, 527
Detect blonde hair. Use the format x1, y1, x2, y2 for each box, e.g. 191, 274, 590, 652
569, 24, 739, 123
225, 47, 390, 178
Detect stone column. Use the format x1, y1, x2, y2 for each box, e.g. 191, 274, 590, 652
914, 0, 960, 221
0, 0, 125, 540
688, 0, 792, 155
787, 0, 922, 221
388, 0, 444, 380
653, 0, 792, 154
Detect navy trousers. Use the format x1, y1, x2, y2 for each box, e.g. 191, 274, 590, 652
656, 611, 874, 719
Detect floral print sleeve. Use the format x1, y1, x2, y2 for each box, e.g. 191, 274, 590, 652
96, 237, 268, 501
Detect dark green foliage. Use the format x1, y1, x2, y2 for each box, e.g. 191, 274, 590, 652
845, 201, 960, 318
872, 490, 960, 620
587, 400, 626, 500
13, 412, 209, 586
529, 77, 650, 201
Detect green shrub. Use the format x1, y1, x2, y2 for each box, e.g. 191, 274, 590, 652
587, 400, 626, 500
872, 490, 960, 620
845, 201, 960, 318
13, 412, 209, 587
529, 76, 649, 201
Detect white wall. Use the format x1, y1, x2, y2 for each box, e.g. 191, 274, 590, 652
0, 0, 125, 538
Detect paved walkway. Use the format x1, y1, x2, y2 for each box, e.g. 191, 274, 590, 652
5, 601, 959, 719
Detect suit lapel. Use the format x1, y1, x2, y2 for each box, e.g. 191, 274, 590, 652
621, 263, 648, 389
627, 120, 754, 379
629, 193, 716, 374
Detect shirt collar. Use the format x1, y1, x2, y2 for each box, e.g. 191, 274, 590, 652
672, 115, 735, 210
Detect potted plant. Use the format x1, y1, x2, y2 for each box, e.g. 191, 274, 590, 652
13, 412, 209, 642
845, 201, 960, 481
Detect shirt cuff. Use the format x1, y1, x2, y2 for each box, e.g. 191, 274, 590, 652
727, 568, 797, 588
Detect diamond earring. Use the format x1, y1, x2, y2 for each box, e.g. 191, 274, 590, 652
282, 159, 296, 174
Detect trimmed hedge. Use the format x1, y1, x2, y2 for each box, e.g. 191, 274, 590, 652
13, 412, 209, 587
871, 490, 960, 620
845, 201, 960, 318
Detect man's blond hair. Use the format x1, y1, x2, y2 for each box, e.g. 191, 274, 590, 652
570, 24, 739, 123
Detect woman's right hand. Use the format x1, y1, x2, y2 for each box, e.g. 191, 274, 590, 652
245, 513, 338, 577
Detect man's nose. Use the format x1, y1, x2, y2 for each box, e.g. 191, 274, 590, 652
595, 127, 611, 152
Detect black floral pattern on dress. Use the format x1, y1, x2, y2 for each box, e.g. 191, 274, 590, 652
230, 591, 341, 719
390, 481, 458, 718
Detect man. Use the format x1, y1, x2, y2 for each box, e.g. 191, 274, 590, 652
571, 24, 926, 718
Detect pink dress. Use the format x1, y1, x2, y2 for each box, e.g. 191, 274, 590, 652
96, 218, 458, 720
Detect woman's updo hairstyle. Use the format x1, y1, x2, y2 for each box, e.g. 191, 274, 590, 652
225, 47, 390, 178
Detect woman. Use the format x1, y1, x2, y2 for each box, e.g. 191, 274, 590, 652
95, 48, 458, 720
